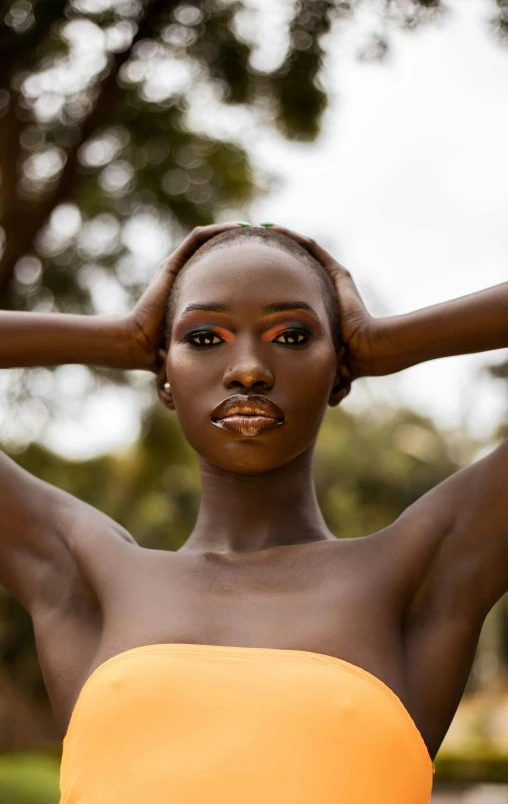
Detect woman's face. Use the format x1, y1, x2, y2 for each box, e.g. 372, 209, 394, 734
165, 241, 340, 474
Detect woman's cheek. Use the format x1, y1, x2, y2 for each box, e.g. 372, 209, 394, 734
286, 348, 336, 403
168, 346, 215, 391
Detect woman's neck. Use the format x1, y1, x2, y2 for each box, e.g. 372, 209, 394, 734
180, 448, 335, 556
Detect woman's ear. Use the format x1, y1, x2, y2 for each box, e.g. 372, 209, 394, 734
328, 344, 352, 408
155, 348, 175, 410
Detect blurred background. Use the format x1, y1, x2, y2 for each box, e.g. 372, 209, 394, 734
0, 0, 508, 800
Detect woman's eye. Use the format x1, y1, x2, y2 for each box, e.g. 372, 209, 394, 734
185, 328, 311, 348
186, 331, 223, 347
273, 329, 310, 346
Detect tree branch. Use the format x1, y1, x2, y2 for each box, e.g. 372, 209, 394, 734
0, 88, 25, 218
0, 0, 180, 303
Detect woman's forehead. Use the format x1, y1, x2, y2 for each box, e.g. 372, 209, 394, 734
176, 242, 322, 303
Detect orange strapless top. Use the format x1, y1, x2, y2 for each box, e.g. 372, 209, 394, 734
59, 643, 435, 803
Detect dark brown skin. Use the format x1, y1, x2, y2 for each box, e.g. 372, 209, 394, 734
0, 222, 507, 764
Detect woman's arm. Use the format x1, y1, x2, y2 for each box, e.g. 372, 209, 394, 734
377, 280, 508, 376
0, 312, 132, 369
0, 311, 136, 613
0, 222, 244, 373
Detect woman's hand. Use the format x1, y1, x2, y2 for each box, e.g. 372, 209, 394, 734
265, 225, 386, 392
125, 222, 242, 373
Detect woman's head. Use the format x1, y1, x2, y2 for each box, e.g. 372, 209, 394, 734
159, 226, 348, 474
164, 227, 341, 352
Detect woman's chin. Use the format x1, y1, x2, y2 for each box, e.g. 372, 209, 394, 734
201, 452, 288, 476
195, 439, 313, 476
179, 417, 318, 475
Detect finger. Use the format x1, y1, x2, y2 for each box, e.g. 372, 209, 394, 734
264, 224, 335, 268
155, 357, 169, 383
153, 347, 168, 375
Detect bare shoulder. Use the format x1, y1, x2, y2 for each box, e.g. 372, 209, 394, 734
0, 446, 138, 615
326, 524, 429, 612
27, 491, 137, 615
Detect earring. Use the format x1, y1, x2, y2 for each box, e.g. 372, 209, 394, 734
163, 382, 171, 392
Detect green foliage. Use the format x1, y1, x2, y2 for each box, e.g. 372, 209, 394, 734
266, 0, 335, 141
0, 753, 60, 804
486, 358, 508, 438
314, 405, 458, 538
435, 749, 508, 784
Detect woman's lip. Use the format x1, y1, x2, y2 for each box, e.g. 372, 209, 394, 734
211, 415, 284, 435
211, 394, 285, 420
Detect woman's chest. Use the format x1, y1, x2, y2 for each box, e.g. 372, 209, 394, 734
96, 540, 405, 694
37, 537, 406, 738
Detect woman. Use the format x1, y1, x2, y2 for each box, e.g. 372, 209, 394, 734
0, 220, 507, 803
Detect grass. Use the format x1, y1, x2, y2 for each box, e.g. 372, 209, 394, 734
0, 753, 60, 804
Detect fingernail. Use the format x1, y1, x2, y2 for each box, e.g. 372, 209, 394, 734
259, 222, 275, 227
236, 221, 251, 227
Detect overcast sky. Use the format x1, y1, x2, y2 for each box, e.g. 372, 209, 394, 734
38, 0, 508, 459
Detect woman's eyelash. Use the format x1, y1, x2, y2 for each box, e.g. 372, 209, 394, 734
185, 331, 223, 347
184, 328, 312, 348
274, 329, 311, 345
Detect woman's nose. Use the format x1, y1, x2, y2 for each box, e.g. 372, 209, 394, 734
223, 359, 274, 391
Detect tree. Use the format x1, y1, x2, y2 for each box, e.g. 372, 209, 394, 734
0, 0, 341, 308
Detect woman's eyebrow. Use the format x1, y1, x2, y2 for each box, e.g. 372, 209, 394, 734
181, 301, 319, 317
263, 301, 319, 317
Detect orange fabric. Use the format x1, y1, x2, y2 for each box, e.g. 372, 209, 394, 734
59, 643, 434, 803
